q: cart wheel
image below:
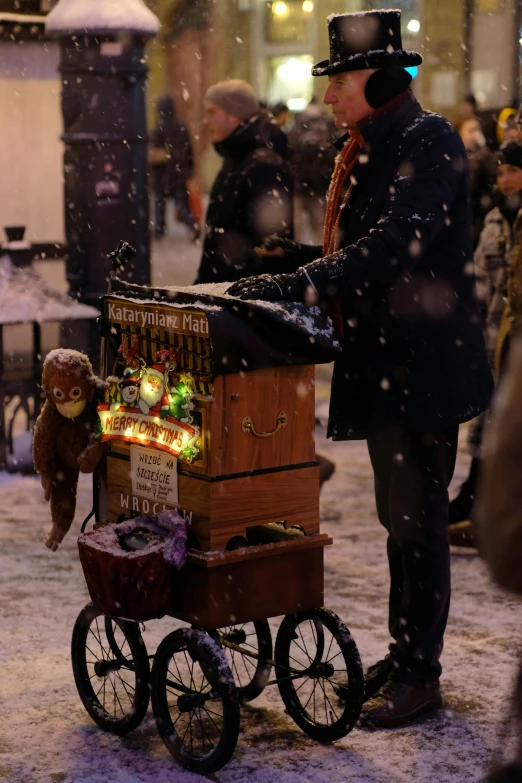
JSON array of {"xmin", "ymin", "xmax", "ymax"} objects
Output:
[
  {"xmin": 71, "ymin": 603, "xmax": 150, "ymax": 735},
  {"xmin": 219, "ymin": 620, "xmax": 272, "ymax": 703},
  {"xmin": 151, "ymin": 627, "xmax": 240, "ymax": 774},
  {"xmin": 275, "ymin": 608, "xmax": 364, "ymax": 742}
]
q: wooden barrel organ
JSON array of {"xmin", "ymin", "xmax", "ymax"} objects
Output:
[{"xmin": 97, "ymin": 295, "xmax": 332, "ymax": 629}]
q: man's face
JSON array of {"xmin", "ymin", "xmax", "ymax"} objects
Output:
[
  {"xmin": 323, "ymin": 70, "xmax": 374, "ymax": 129},
  {"xmin": 497, "ymin": 164, "xmax": 522, "ymax": 197},
  {"xmin": 203, "ymin": 101, "xmax": 242, "ymax": 143}
]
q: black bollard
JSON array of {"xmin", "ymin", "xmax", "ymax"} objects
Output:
[{"xmin": 45, "ymin": 0, "xmax": 160, "ymax": 311}]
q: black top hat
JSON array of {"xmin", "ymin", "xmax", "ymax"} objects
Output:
[{"xmin": 312, "ymin": 10, "xmax": 423, "ymax": 76}]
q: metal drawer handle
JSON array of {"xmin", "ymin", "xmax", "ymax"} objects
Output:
[{"xmin": 241, "ymin": 411, "xmax": 287, "ymax": 438}]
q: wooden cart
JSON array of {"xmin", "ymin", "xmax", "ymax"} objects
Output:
[{"xmin": 72, "ymin": 282, "xmax": 364, "ymax": 774}]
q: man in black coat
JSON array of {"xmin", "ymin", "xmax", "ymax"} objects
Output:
[
  {"xmin": 195, "ymin": 80, "xmax": 293, "ymax": 284},
  {"xmin": 229, "ymin": 11, "xmax": 493, "ymax": 727}
]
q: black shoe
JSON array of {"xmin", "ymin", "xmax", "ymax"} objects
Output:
[
  {"xmin": 364, "ymin": 656, "xmax": 392, "ymax": 701},
  {"xmin": 360, "ymin": 679, "xmax": 442, "ymax": 728},
  {"xmin": 448, "ymin": 458, "xmax": 480, "ymax": 525},
  {"xmin": 448, "ymin": 520, "xmax": 477, "ymax": 549},
  {"xmin": 337, "ymin": 656, "xmax": 391, "ymax": 704},
  {"xmin": 448, "ymin": 485, "xmax": 474, "ymax": 524}
]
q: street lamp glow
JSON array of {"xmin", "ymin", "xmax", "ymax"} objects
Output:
[
  {"xmin": 302, "ymin": 1, "xmax": 314, "ymax": 12},
  {"xmin": 407, "ymin": 19, "xmax": 421, "ymax": 33},
  {"xmin": 273, "ymin": 1, "xmax": 289, "ymax": 17}
]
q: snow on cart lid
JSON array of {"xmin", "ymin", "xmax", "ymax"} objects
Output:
[{"xmin": 104, "ymin": 278, "xmax": 340, "ymax": 374}]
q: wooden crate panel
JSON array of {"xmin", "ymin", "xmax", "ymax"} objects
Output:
[
  {"xmin": 107, "ymin": 451, "xmax": 319, "ymax": 551},
  {"xmin": 170, "ymin": 534, "xmax": 332, "ymax": 628},
  {"xmin": 186, "ymin": 365, "xmax": 316, "ymax": 478},
  {"xmin": 180, "ymin": 465, "xmax": 320, "ymax": 551}
]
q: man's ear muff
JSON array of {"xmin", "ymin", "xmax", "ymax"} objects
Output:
[{"xmin": 365, "ymin": 67, "xmax": 413, "ymax": 110}]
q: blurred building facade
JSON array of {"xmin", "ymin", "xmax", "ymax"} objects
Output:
[
  {"xmin": 0, "ymin": 0, "xmax": 520, "ymax": 235},
  {"xmin": 145, "ymin": 0, "xmax": 522, "ymax": 184}
]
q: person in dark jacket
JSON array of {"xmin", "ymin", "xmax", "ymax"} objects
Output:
[
  {"xmin": 455, "ymin": 116, "xmax": 496, "ymax": 247},
  {"xmin": 194, "ymin": 80, "xmax": 293, "ymax": 284},
  {"xmin": 150, "ymin": 96, "xmax": 198, "ymax": 240},
  {"xmin": 229, "ymin": 10, "xmax": 493, "ymax": 728},
  {"xmin": 287, "ymin": 100, "xmax": 338, "ymax": 244}
]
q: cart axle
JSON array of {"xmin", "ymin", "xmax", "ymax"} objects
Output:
[{"xmin": 94, "ymin": 659, "xmax": 124, "ymax": 677}]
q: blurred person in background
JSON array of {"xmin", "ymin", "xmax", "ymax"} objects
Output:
[
  {"xmin": 271, "ymin": 102, "xmax": 290, "ymax": 129},
  {"xmin": 460, "ymin": 92, "xmax": 478, "ymax": 120},
  {"xmin": 455, "ymin": 115, "xmax": 496, "ymax": 247},
  {"xmin": 515, "ymin": 107, "xmax": 522, "ymax": 143},
  {"xmin": 194, "ymin": 79, "xmax": 293, "ymax": 285},
  {"xmin": 149, "ymin": 96, "xmax": 199, "ymax": 241},
  {"xmin": 508, "ymin": 106, "xmax": 522, "ymax": 144},
  {"xmin": 475, "ymin": 337, "xmax": 522, "ymax": 783},
  {"xmin": 497, "ymin": 107, "xmax": 519, "ymax": 145},
  {"xmin": 495, "ymin": 148, "xmax": 522, "ymax": 377},
  {"xmin": 287, "ymin": 98, "xmax": 338, "ymax": 244},
  {"xmin": 449, "ymin": 140, "xmax": 522, "ymax": 545}
]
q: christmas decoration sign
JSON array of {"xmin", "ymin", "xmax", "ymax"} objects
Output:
[
  {"xmin": 97, "ymin": 406, "xmax": 195, "ymax": 457},
  {"xmin": 98, "ymin": 338, "xmax": 201, "ymax": 461}
]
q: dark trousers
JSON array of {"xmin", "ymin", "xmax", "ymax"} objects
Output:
[
  {"xmin": 366, "ymin": 425, "xmax": 458, "ymax": 684},
  {"xmin": 154, "ymin": 187, "xmax": 197, "ymax": 236}
]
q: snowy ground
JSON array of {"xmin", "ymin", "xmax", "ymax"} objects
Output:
[{"xmin": 1, "ymin": 406, "xmax": 522, "ymax": 783}]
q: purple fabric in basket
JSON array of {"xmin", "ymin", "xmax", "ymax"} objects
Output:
[{"xmin": 115, "ymin": 509, "xmax": 187, "ymax": 570}]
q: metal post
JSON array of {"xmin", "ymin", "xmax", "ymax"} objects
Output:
[{"xmin": 46, "ymin": 1, "xmax": 160, "ymax": 312}]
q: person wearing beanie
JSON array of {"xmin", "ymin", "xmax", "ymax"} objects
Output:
[
  {"xmin": 449, "ymin": 139, "xmax": 522, "ymax": 547},
  {"xmin": 228, "ymin": 9, "xmax": 493, "ymax": 727},
  {"xmin": 194, "ymin": 79, "xmax": 293, "ymax": 285}
]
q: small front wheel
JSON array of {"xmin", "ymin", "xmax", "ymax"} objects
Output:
[
  {"xmin": 71, "ymin": 603, "xmax": 150, "ymax": 735},
  {"xmin": 151, "ymin": 627, "xmax": 240, "ymax": 775},
  {"xmin": 275, "ymin": 607, "xmax": 364, "ymax": 742}
]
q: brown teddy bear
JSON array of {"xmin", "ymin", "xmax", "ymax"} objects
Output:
[{"xmin": 33, "ymin": 349, "xmax": 108, "ymax": 551}]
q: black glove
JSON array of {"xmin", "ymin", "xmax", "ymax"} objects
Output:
[
  {"xmin": 227, "ymin": 273, "xmax": 305, "ymax": 302},
  {"xmin": 255, "ymin": 235, "xmax": 323, "ymax": 274},
  {"xmin": 260, "ymin": 235, "xmax": 300, "ymax": 254}
]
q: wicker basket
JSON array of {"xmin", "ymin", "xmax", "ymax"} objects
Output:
[{"xmin": 78, "ymin": 525, "xmax": 171, "ymax": 621}]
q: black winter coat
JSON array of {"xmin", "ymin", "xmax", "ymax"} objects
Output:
[
  {"xmin": 195, "ymin": 113, "xmax": 293, "ymax": 284},
  {"xmin": 150, "ymin": 96, "xmax": 194, "ymax": 194},
  {"xmin": 300, "ymin": 91, "xmax": 493, "ymax": 439}
]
